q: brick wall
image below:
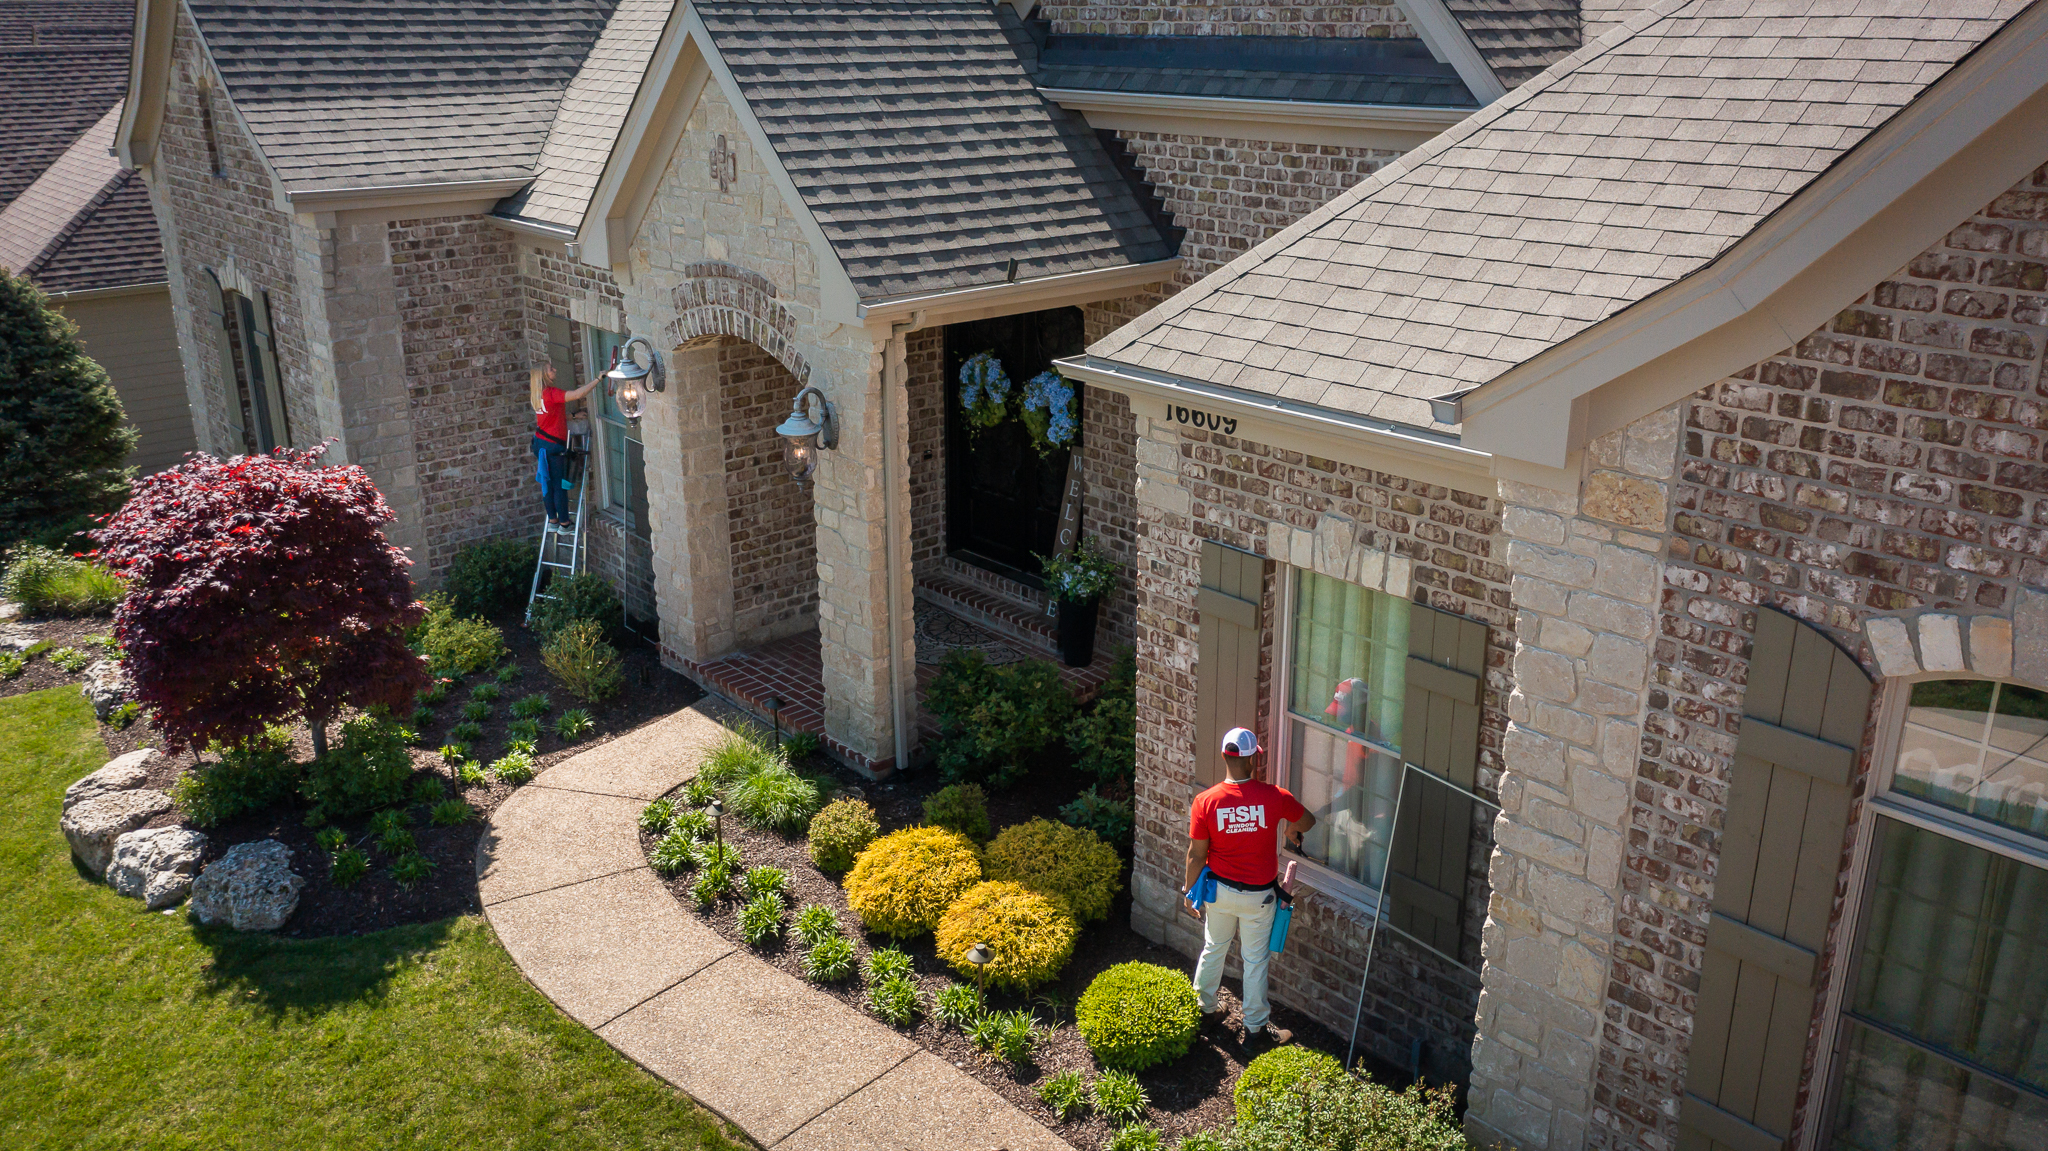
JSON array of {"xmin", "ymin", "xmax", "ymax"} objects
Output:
[
  {"xmin": 907, "ymin": 327, "xmax": 946, "ymax": 570},
  {"xmin": 1042, "ymin": 2, "xmax": 1414, "ymax": 38},
  {"xmin": 386, "ymin": 215, "xmax": 529, "ymax": 580},
  {"xmin": 1115, "ymin": 133, "xmax": 1400, "ymax": 285},
  {"xmin": 720, "ymin": 338, "xmax": 819, "ymax": 646},
  {"xmin": 1126, "ymin": 408, "xmax": 1513, "ymax": 1075},
  {"xmin": 148, "ymin": 9, "xmax": 318, "ymax": 457},
  {"xmin": 1582, "ymin": 161, "xmax": 2048, "ymax": 1151}
]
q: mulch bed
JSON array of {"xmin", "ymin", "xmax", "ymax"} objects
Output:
[
  {"xmin": 14, "ymin": 606, "xmax": 702, "ymax": 939},
  {"xmin": 641, "ymin": 756, "xmax": 1402, "ymax": 1151}
]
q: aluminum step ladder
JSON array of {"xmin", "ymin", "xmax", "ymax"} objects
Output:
[{"xmin": 526, "ymin": 419, "xmax": 591, "ymax": 625}]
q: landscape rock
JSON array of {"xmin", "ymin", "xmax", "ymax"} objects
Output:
[
  {"xmin": 107, "ymin": 827, "xmax": 209, "ymax": 909},
  {"xmin": 81, "ymin": 659, "xmax": 131, "ymax": 721},
  {"xmin": 0, "ymin": 621, "xmax": 34, "ymax": 649},
  {"xmin": 62, "ymin": 748, "xmax": 157, "ymax": 811},
  {"xmin": 60, "ymin": 788, "xmax": 175, "ymax": 876},
  {"xmin": 188, "ymin": 840, "xmax": 305, "ymax": 932}
]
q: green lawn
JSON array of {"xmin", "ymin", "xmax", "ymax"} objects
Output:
[{"xmin": 0, "ymin": 687, "xmax": 744, "ymax": 1150}]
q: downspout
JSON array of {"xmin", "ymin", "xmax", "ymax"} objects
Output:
[{"xmin": 882, "ymin": 308, "xmax": 926, "ymax": 775}]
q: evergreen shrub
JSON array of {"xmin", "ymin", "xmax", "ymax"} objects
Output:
[
  {"xmin": 983, "ymin": 817, "xmax": 1122, "ymax": 923},
  {"xmin": 807, "ymin": 798, "xmax": 879, "ymax": 872},
  {"xmin": 924, "ymin": 650, "xmax": 1075, "ymax": 788},
  {"xmin": 922, "ymin": 783, "xmax": 991, "ymax": 843},
  {"xmin": 1069, "ymin": 647, "xmax": 1136, "ymax": 787},
  {"xmin": 934, "ymin": 881, "xmax": 1077, "ymax": 991},
  {"xmin": 300, "ymin": 714, "xmax": 412, "ymax": 819},
  {"xmin": 169, "ymin": 726, "xmax": 300, "ymax": 827},
  {"xmin": 542, "ymin": 619, "xmax": 622, "ymax": 703},
  {"xmin": 1075, "ymin": 963, "xmax": 1201, "ymax": 1071},
  {"xmin": 444, "ymin": 538, "xmax": 534, "ymax": 618},
  {"xmin": 0, "ymin": 269, "xmax": 135, "ymax": 549},
  {"xmin": 527, "ymin": 572, "xmax": 621, "ymax": 641},
  {"xmin": 1226, "ymin": 1072, "xmax": 1468, "ymax": 1151},
  {"xmin": 1233, "ymin": 1048, "xmax": 1345, "ymax": 1125},
  {"xmin": 843, "ymin": 826, "xmax": 983, "ymax": 937}
]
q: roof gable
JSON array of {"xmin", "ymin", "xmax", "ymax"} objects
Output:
[
  {"xmin": 0, "ymin": 1, "xmax": 132, "ymax": 210},
  {"xmin": 1088, "ymin": 0, "xmax": 2034, "ymax": 436},
  {"xmin": 1443, "ymin": 0, "xmax": 1583, "ymax": 91}
]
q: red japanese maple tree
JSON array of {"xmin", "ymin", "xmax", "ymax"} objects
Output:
[{"xmin": 91, "ymin": 444, "xmax": 429, "ymax": 756}]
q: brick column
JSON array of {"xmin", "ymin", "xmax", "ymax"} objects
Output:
[{"xmin": 1467, "ymin": 406, "xmax": 1683, "ymax": 1150}]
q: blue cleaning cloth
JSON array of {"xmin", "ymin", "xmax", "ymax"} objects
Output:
[{"xmin": 1184, "ymin": 867, "xmax": 1217, "ymax": 913}]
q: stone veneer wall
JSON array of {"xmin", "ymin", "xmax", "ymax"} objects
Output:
[
  {"xmin": 386, "ymin": 216, "xmax": 529, "ymax": 580},
  {"xmin": 1126, "ymin": 408, "xmax": 1513, "ymax": 1074},
  {"xmin": 1041, "ymin": 1, "xmax": 1414, "ymax": 37},
  {"xmin": 1113, "ymin": 134, "xmax": 1401, "ymax": 286},
  {"xmin": 720, "ymin": 338, "xmax": 819, "ymax": 646},
  {"xmin": 1470, "ymin": 161, "xmax": 2048, "ymax": 1151}
]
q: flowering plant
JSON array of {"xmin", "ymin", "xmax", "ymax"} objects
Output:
[
  {"xmin": 1038, "ymin": 538, "xmax": 1120, "ymax": 605},
  {"xmin": 958, "ymin": 350, "xmax": 1011, "ymax": 436},
  {"xmin": 1019, "ymin": 370, "xmax": 1078, "ymax": 457}
]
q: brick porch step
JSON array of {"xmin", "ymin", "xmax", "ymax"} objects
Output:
[{"xmin": 912, "ymin": 568, "xmax": 1060, "ymax": 658}]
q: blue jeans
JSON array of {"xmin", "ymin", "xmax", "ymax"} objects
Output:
[{"xmin": 533, "ymin": 437, "xmax": 569, "ymax": 523}]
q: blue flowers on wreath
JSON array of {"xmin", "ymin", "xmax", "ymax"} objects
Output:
[
  {"xmin": 958, "ymin": 350, "xmax": 1011, "ymax": 437},
  {"xmin": 1020, "ymin": 370, "xmax": 1077, "ymax": 457}
]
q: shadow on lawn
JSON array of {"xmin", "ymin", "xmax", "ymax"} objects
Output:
[{"xmin": 192, "ymin": 916, "xmax": 459, "ymax": 1015}]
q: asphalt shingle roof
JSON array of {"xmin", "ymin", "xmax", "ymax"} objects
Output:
[
  {"xmin": 0, "ymin": 1, "xmax": 132, "ymax": 211},
  {"xmin": 1089, "ymin": 0, "xmax": 2032, "ymax": 434},
  {"xmin": 188, "ymin": 1, "xmax": 619, "ymax": 190},
  {"xmin": 1445, "ymin": 0, "xmax": 1584, "ymax": 90},
  {"xmin": 695, "ymin": 0, "xmax": 1175, "ymax": 300},
  {"xmin": 28, "ymin": 171, "xmax": 170, "ymax": 294},
  {"xmin": 1032, "ymin": 33, "xmax": 1476, "ymax": 107},
  {"xmin": 496, "ymin": 0, "xmax": 671, "ymax": 230}
]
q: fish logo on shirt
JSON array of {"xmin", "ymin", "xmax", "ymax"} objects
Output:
[{"xmin": 1216, "ymin": 805, "xmax": 1267, "ymax": 834}]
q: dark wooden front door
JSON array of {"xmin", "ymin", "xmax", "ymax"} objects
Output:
[{"xmin": 943, "ymin": 308, "xmax": 1084, "ymax": 583}]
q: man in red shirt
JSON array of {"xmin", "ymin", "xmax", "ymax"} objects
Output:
[{"xmin": 1183, "ymin": 726, "xmax": 1316, "ymax": 1043}]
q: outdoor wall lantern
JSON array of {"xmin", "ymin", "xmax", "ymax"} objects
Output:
[
  {"xmin": 606, "ymin": 335, "xmax": 665, "ymax": 422},
  {"xmin": 775, "ymin": 385, "xmax": 837, "ymax": 480}
]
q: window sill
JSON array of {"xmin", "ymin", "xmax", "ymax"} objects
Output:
[{"xmin": 1279, "ymin": 850, "xmax": 1384, "ymax": 921}]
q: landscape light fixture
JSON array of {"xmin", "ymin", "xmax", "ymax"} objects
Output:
[
  {"xmin": 966, "ymin": 940, "xmax": 993, "ymax": 1012},
  {"xmin": 708, "ymin": 797, "xmax": 724, "ymax": 857},
  {"xmin": 606, "ymin": 335, "xmax": 665, "ymax": 421},
  {"xmin": 775, "ymin": 385, "xmax": 837, "ymax": 479},
  {"xmin": 764, "ymin": 696, "xmax": 785, "ymax": 752}
]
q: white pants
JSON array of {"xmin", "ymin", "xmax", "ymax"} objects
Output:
[{"xmin": 1192, "ymin": 879, "xmax": 1278, "ymax": 1031}]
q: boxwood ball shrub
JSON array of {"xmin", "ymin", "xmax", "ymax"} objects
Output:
[
  {"xmin": 983, "ymin": 817, "xmax": 1123, "ymax": 923},
  {"xmin": 807, "ymin": 798, "xmax": 879, "ymax": 872},
  {"xmin": 843, "ymin": 826, "xmax": 983, "ymax": 938},
  {"xmin": 935, "ymin": 881, "xmax": 1077, "ymax": 990},
  {"xmin": 921, "ymin": 783, "xmax": 992, "ymax": 844},
  {"xmin": 1233, "ymin": 1047, "xmax": 1347, "ymax": 1125},
  {"xmin": 1076, "ymin": 963, "xmax": 1201, "ymax": 1071}
]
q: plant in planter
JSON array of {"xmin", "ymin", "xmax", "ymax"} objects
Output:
[
  {"xmin": 957, "ymin": 350, "xmax": 1012, "ymax": 438},
  {"xmin": 1039, "ymin": 539, "xmax": 1120, "ymax": 667},
  {"xmin": 1018, "ymin": 370, "xmax": 1078, "ymax": 457}
]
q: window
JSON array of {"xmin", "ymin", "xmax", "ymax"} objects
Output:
[
  {"xmin": 1894, "ymin": 679, "xmax": 2048, "ymax": 839},
  {"xmin": 205, "ymin": 271, "xmax": 287, "ymax": 453},
  {"xmin": 1284, "ymin": 570, "xmax": 1409, "ymax": 889},
  {"xmin": 584, "ymin": 325, "xmax": 647, "ymax": 534}
]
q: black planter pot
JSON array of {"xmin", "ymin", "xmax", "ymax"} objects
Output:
[{"xmin": 1055, "ymin": 597, "xmax": 1099, "ymax": 667}]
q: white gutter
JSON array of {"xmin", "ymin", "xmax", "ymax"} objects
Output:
[
  {"xmin": 492, "ymin": 214, "xmax": 580, "ymax": 242},
  {"xmin": 1041, "ymin": 88, "xmax": 1472, "ymax": 133},
  {"xmin": 285, "ymin": 177, "xmax": 533, "ymax": 213},
  {"xmin": 856, "ymin": 257, "xmax": 1182, "ymax": 327},
  {"xmin": 882, "ymin": 308, "xmax": 928, "ymax": 776}
]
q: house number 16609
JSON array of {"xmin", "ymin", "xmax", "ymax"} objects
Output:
[{"xmin": 1166, "ymin": 403, "xmax": 1237, "ymax": 435}]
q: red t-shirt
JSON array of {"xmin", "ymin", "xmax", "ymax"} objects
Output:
[
  {"xmin": 1189, "ymin": 777, "xmax": 1307, "ymax": 886},
  {"xmin": 536, "ymin": 386, "xmax": 567, "ymax": 442}
]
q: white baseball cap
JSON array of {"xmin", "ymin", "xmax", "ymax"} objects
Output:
[{"xmin": 1220, "ymin": 727, "xmax": 1260, "ymax": 757}]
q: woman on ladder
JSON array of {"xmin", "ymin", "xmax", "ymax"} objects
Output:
[{"xmin": 530, "ymin": 362, "xmax": 602, "ymax": 528}]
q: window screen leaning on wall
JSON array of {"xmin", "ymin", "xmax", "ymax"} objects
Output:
[{"xmin": 586, "ymin": 325, "xmax": 647, "ymax": 533}]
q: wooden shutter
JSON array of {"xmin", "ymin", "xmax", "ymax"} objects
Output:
[
  {"xmin": 1195, "ymin": 541, "xmax": 1264, "ymax": 789},
  {"xmin": 1387, "ymin": 601, "xmax": 1487, "ymax": 959},
  {"xmin": 240, "ymin": 292, "xmax": 289, "ymax": 451},
  {"xmin": 204, "ymin": 272, "xmax": 247, "ymax": 451},
  {"xmin": 1679, "ymin": 607, "xmax": 1872, "ymax": 1151},
  {"xmin": 546, "ymin": 314, "xmax": 576, "ymax": 384}
]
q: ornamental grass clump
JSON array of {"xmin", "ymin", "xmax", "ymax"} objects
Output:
[
  {"xmin": 639, "ymin": 797, "xmax": 678, "ymax": 834},
  {"xmin": 691, "ymin": 864, "xmax": 731, "ymax": 909},
  {"xmin": 738, "ymin": 892, "xmax": 784, "ymax": 947},
  {"xmin": 966, "ymin": 1007, "xmax": 1043, "ymax": 1065},
  {"xmin": 862, "ymin": 946, "xmax": 914, "ymax": 985},
  {"xmin": 983, "ymin": 817, "xmax": 1123, "ymax": 923},
  {"xmin": 1036, "ymin": 1070, "xmax": 1089, "ymax": 1120},
  {"xmin": 728, "ymin": 763, "xmax": 821, "ymax": 833},
  {"xmin": 921, "ymin": 783, "xmax": 991, "ymax": 844},
  {"xmin": 935, "ymin": 881, "xmax": 1077, "ymax": 990},
  {"xmin": 934, "ymin": 982, "xmax": 980, "ymax": 1028},
  {"xmin": 793, "ymin": 903, "xmax": 841, "ymax": 948},
  {"xmin": 510, "ymin": 693, "xmax": 551, "ymax": 719},
  {"xmin": 670, "ymin": 807, "xmax": 712, "ymax": 843},
  {"xmin": 1, "ymin": 546, "xmax": 126, "ymax": 616},
  {"xmin": 843, "ymin": 826, "xmax": 983, "ymax": 938},
  {"xmin": 1092, "ymin": 1070, "xmax": 1149, "ymax": 1123},
  {"xmin": 649, "ymin": 830, "xmax": 697, "ymax": 877},
  {"xmin": 1076, "ymin": 963, "xmax": 1201, "ymax": 1071},
  {"xmin": 866, "ymin": 975, "xmax": 921, "ymax": 1026},
  {"xmin": 802, "ymin": 935, "xmax": 857, "ymax": 982},
  {"xmin": 1233, "ymin": 1047, "xmax": 1346, "ymax": 1125},
  {"xmin": 699, "ymin": 726, "xmax": 779, "ymax": 789},
  {"xmin": 807, "ymin": 798, "xmax": 879, "ymax": 872},
  {"xmin": 741, "ymin": 866, "xmax": 788, "ymax": 902}
]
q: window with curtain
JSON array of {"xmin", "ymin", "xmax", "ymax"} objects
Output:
[
  {"xmin": 1832, "ymin": 816, "xmax": 2048, "ymax": 1150},
  {"xmin": 1894, "ymin": 679, "xmax": 2048, "ymax": 839},
  {"xmin": 1285, "ymin": 570, "xmax": 1407, "ymax": 888}
]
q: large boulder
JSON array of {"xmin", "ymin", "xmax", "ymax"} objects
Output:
[
  {"xmin": 61, "ymin": 788, "xmax": 174, "ymax": 877},
  {"xmin": 81, "ymin": 660, "xmax": 131, "ymax": 721},
  {"xmin": 107, "ymin": 827, "xmax": 209, "ymax": 909},
  {"xmin": 62, "ymin": 748, "xmax": 157, "ymax": 811},
  {"xmin": 188, "ymin": 840, "xmax": 304, "ymax": 932}
]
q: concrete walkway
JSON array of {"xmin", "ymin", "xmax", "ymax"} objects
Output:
[{"xmin": 478, "ymin": 702, "xmax": 1068, "ymax": 1151}]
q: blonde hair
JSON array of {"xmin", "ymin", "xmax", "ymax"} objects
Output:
[{"xmin": 529, "ymin": 366, "xmax": 547, "ymax": 414}]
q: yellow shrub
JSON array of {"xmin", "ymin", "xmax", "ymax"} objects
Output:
[
  {"xmin": 935, "ymin": 881, "xmax": 1077, "ymax": 991},
  {"xmin": 843, "ymin": 826, "xmax": 983, "ymax": 938},
  {"xmin": 982, "ymin": 817, "xmax": 1122, "ymax": 922}
]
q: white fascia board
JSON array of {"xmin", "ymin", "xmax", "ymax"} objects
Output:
[
  {"xmin": 1059, "ymin": 353, "xmax": 1494, "ymax": 493},
  {"xmin": 116, "ymin": 0, "xmax": 175, "ymax": 169},
  {"xmin": 576, "ymin": 0, "xmax": 696, "ymax": 271},
  {"xmin": 286, "ymin": 178, "xmax": 532, "ymax": 214},
  {"xmin": 1043, "ymin": 89, "xmax": 1471, "ymax": 151},
  {"xmin": 856, "ymin": 257, "xmax": 1181, "ymax": 331},
  {"xmin": 1399, "ymin": 0, "xmax": 1509, "ymax": 105},
  {"xmin": 1462, "ymin": 1, "xmax": 2048, "ymax": 469}
]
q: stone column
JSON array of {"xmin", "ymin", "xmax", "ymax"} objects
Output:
[
  {"xmin": 1466, "ymin": 406, "xmax": 1682, "ymax": 1150},
  {"xmin": 320, "ymin": 218, "xmax": 427, "ymax": 568},
  {"xmin": 642, "ymin": 342, "xmax": 735, "ymax": 665}
]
